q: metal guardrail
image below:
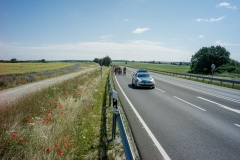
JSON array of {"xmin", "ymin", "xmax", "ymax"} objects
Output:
[
  {"xmin": 136, "ymin": 67, "xmax": 240, "ymax": 88},
  {"xmin": 107, "ymin": 74, "xmax": 134, "ymax": 160}
]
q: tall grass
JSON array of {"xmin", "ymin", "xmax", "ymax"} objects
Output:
[{"xmin": 0, "ymin": 67, "xmax": 111, "ymax": 159}]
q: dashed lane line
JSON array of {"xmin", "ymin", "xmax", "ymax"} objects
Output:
[
  {"xmin": 154, "ymin": 77, "xmax": 240, "ymax": 104},
  {"xmin": 234, "ymin": 124, "xmax": 240, "ymax": 128},
  {"xmin": 174, "ymin": 96, "xmax": 206, "ymax": 111},
  {"xmin": 156, "ymin": 88, "xmax": 165, "ymax": 93},
  {"xmin": 198, "ymin": 97, "xmax": 240, "ymax": 114}
]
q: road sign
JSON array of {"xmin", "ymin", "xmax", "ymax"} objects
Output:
[{"xmin": 211, "ymin": 64, "xmax": 215, "ymax": 69}]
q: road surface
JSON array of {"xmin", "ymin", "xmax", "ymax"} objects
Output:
[{"xmin": 113, "ymin": 67, "xmax": 240, "ymax": 160}]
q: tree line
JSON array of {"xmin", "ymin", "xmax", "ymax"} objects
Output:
[{"xmin": 189, "ymin": 45, "xmax": 240, "ymax": 74}]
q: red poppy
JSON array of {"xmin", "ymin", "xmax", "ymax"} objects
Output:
[
  {"xmin": 19, "ymin": 137, "xmax": 23, "ymax": 141},
  {"xmin": 23, "ymin": 141, "xmax": 27, "ymax": 145},
  {"xmin": 58, "ymin": 150, "xmax": 62, "ymax": 155},
  {"xmin": 60, "ymin": 112, "xmax": 64, "ymax": 115},
  {"xmin": 47, "ymin": 117, "xmax": 52, "ymax": 121},
  {"xmin": 46, "ymin": 148, "xmax": 50, "ymax": 152},
  {"xmin": 12, "ymin": 134, "xmax": 18, "ymax": 140}
]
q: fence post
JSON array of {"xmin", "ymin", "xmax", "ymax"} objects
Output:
[{"xmin": 111, "ymin": 91, "xmax": 118, "ymax": 139}]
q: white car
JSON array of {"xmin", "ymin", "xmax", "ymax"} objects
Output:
[{"xmin": 132, "ymin": 71, "xmax": 155, "ymax": 89}]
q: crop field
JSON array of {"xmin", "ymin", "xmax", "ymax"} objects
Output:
[
  {"xmin": 112, "ymin": 62, "xmax": 190, "ymax": 73},
  {"xmin": 0, "ymin": 62, "xmax": 94, "ymax": 75},
  {"xmin": 0, "ymin": 62, "xmax": 96, "ymax": 90}
]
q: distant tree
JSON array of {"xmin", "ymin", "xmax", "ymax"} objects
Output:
[
  {"xmin": 93, "ymin": 58, "xmax": 99, "ymax": 63},
  {"xmin": 41, "ymin": 59, "xmax": 46, "ymax": 63},
  {"xmin": 10, "ymin": 58, "xmax": 17, "ymax": 63},
  {"xmin": 189, "ymin": 45, "xmax": 230, "ymax": 74},
  {"xmin": 102, "ymin": 56, "xmax": 112, "ymax": 67}
]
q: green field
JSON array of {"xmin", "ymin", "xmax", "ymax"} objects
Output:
[
  {"xmin": 0, "ymin": 62, "xmax": 94, "ymax": 75},
  {"xmin": 112, "ymin": 62, "xmax": 190, "ymax": 73}
]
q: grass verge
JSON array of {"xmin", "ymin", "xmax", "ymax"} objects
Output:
[{"xmin": 0, "ymin": 67, "xmax": 121, "ymax": 159}]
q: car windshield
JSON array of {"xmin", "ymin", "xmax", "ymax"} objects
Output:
[
  {"xmin": 138, "ymin": 74, "xmax": 150, "ymax": 77},
  {"xmin": 137, "ymin": 70, "xmax": 148, "ymax": 73}
]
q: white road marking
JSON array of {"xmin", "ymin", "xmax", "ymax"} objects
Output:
[
  {"xmin": 156, "ymin": 88, "xmax": 165, "ymax": 93},
  {"xmin": 154, "ymin": 77, "xmax": 240, "ymax": 104},
  {"xmin": 234, "ymin": 124, "xmax": 240, "ymax": 128},
  {"xmin": 114, "ymin": 75, "xmax": 171, "ymax": 160},
  {"xmin": 174, "ymin": 96, "xmax": 206, "ymax": 111},
  {"xmin": 198, "ymin": 97, "xmax": 240, "ymax": 114}
]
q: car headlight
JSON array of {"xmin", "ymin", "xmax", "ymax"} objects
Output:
[
  {"xmin": 150, "ymin": 78, "xmax": 155, "ymax": 83},
  {"xmin": 136, "ymin": 78, "xmax": 142, "ymax": 82}
]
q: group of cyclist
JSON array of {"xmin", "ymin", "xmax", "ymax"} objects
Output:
[{"xmin": 112, "ymin": 65, "xmax": 126, "ymax": 75}]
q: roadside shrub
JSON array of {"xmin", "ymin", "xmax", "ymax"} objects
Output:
[{"xmin": 215, "ymin": 64, "xmax": 238, "ymax": 74}]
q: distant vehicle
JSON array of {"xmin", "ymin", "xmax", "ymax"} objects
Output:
[
  {"xmin": 136, "ymin": 69, "xmax": 148, "ymax": 73},
  {"xmin": 132, "ymin": 71, "xmax": 155, "ymax": 89}
]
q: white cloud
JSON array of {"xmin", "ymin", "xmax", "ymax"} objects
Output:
[
  {"xmin": 198, "ymin": 35, "xmax": 204, "ymax": 38},
  {"xmin": 100, "ymin": 35, "xmax": 114, "ymax": 41},
  {"xmin": 195, "ymin": 16, "xmax": 225, "ymax": 22},
  {"xmin": 195, "ymin": 18, "xmax": 208, "ymax": 22},
  {"xmin": 132, "ymin": 28, "xmax": 149, "ymax": 34},
  {"xmin": 209, "ymin": 16, "xmax": 225, "ymax": 22},
  {"xmin": 0, "ymin": 40, "xmax": 191, "ymax": 61},
  {"xmin": 216, "ymin": 2, "xmax": 237, "ymax": 9},
  {"xmin": 215, "ymin": 40, "xmax": 240, "ymax": 46}
]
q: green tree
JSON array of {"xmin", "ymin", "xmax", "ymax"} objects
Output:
[
  {"xmin": 93, "ymin": 58, "xmax": 99, "ymax": 63},
  {"xmin": 189, "ymin": 46, "xmax": 230, "ymax": 74},
  {"xmin": 101, "ymin": 56, "xmax": 111, "ymax": 67},
  {"xmin": 10, "ymin": 58, "xmax": 17, "ymax": 63}
]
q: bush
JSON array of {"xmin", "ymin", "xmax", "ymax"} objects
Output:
[{"xmin": 215, "ymin": 64, "xmax": 238, "ymax": 74}]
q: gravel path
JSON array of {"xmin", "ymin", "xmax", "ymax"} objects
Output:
[{"xmin": 0, "ymin": 67, "xmax": 96, "ymax": 106}]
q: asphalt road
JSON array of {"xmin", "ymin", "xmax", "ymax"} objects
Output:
[{"xmin": 113, "ymin": 67, "xmax": 240, "ymax": 160}]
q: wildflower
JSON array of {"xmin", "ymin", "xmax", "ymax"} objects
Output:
[
  {"xmin": 71, "ymin": 138, "xmax": 74, "ymax": 141},
  {"xmin": 23, "ymin": 141, "xmax": 27, "ymax": 145},
  {"xmin": 46, "ymin": 148, "xmax": 50, "ymax": 152},
  {"xmin": 72, "ymin": 148, "xmax": 76, "ymax": 151},
  {"xmin": 19, "ymin": 137, "xmax": 23, "ymax": 141},
  {"xmin": 12, "ymin": 134, "xmax": 18, "ymax": 140},
  {"xmin": 49, "ymin": 111, "xmax": 54, "ymax": 115},
  {"xmin": 60, "ymin": 112, "xmax": 64, "ymax": 115},
  {"xmin": 44, "ymin": 109, "xmax": 47, "ymax": 112},
  {"xmin": 47, "ymin": 117, "xmax": 52, "ymax": 121},
  {"xmin": 58, "ymin": 151, "xmax": 63, "ymax": 155},
  {"xmin": 53, "ymin": 143, "xmax": 59, "ymax": 147},
  {"xmin": 58, "ymin": 106, "xmax": 62, "ymax": 110}
]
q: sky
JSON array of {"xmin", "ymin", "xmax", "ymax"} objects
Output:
[{"xmin": 0, "ymin": 0, "xmax": 240, "ymax": 62}]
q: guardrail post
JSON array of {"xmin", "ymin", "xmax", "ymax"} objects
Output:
[{"xmin": 112, "ymin": 91, "xmax": 118, "ymax": 139}]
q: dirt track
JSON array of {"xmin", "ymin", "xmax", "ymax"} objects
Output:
[{"xmin": 0, "ymin": 67, "xmax": 96, "ymax": 106}]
